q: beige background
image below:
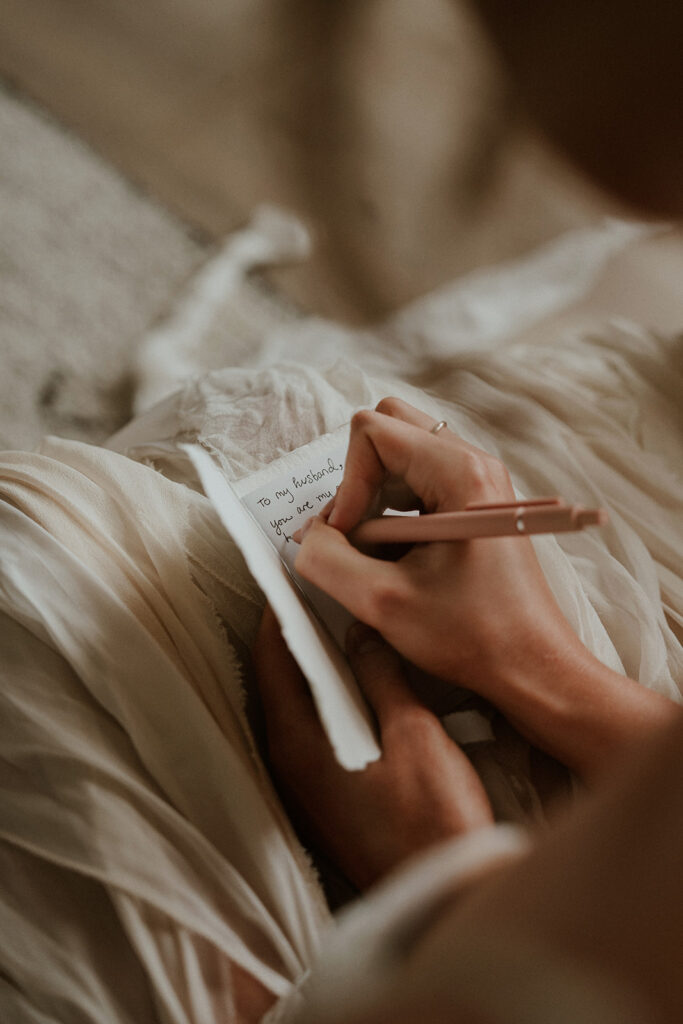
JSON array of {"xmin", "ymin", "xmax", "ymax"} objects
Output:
[{"xmin": 0, "ymin": 0, "xmax": 615, "ymax": 323}]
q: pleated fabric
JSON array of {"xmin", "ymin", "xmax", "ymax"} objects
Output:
[{"xmin": 1, "ymin": 226, "xmax": 682, "ymax": 1022}]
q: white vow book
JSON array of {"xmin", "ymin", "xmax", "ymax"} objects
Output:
[{"xmin": 184, "ymin": 428, "xmax": 382, "ymax": 770}]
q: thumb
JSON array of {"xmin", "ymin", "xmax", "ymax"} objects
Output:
[
  {"xmin": 346, "ymin": 622, "xmax": 420, "ymax": 728},
  {"xmin": 294, "ymin": 516, "xmax": 401, "ymax": 629}
]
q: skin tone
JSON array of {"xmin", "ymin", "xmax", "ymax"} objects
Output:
[
  {"xmin": 253, "ymin": 604, "xmax": 493, "ymax": 891},
  {"xmin": 293, "ymin": 398, "xmax": 676, "ymax": 786}
]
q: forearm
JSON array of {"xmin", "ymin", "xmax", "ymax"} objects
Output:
[{"xmin": 489, "ymin": 637, "xmax": 678, "ymax": 785}]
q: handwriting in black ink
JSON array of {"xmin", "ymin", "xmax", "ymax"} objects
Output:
[
  {"xmin": 270, "ymin": 514, "xmax": 294, "ymax": 538},
  {"xmin": 275, "ymin": 486, "xmax": 295, "ymax": 505},
  {"xmin": 292, "ymin": 457, "xmax": 344, "ymax": 490}
]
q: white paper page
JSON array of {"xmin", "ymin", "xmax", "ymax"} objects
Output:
[
  {"xmin": 239, "ymin": 442, "xmax": 356, "ymax": 650},
  {"xmin": 184, "ymin": 442, "xmax": 381, "ymax": 770}
]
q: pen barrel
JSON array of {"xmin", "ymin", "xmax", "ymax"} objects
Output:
[{"xmin": 350, "ymin": 505, "xmax": 606, "ymax": 544}]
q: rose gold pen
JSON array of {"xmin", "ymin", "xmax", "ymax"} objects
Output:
[{"xmin": 347, "ymin": 497, "xmax": 608, "ymax": 545}]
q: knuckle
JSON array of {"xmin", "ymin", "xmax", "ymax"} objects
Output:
[
  {"xmin": 460, "ymin": 450, "xmax": 512, "ymax": 501},
  {"xmin": 363, "ymin": 574, "xmax": 411, "ymax": 626},
  {"xmin": 385, "ymin": 705, "xmax": 441, "ymax": 748},
  {"xmin": 401, "ymin": 705, "xmax": 440, "ymax": 739}
]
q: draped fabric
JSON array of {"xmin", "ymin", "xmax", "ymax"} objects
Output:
[
  {"xmin": 0, "ymin": 441, "xmax": 330, "ymax": 1023},
  {"xmin": 1, "ymin": 223, "xmax": 682, "ymax": 1021}
]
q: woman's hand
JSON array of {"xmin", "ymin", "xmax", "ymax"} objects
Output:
[
  {"xmin": 293, "ymin": 397, "xmax": 676, "ymax": 782},
  {"xmin": 253, "ymin": 605, "xmax": 493, "ymax": 891},
  {"xmin": 294, "ymin": 396, "xmax": 578, "ymax": 706}
]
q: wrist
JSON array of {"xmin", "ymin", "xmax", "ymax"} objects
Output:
[{"xmin": 480, "ymin": 629, "xmax": 676, "ymax": 784}]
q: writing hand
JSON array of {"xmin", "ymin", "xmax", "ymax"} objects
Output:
[
  {"xmin": 294, "ymin": 398, "xmax": 675, "ymax": 782},
  {"xmin": 295, "ymin": 397, "xmax": 577, "ymax": 703}
]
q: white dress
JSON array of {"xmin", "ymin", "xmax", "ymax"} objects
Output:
[{"xmin": 1, "ymin": 220, "xmax": 681, "ymax": 1022}]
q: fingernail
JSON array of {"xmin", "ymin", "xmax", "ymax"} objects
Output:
[
  {"xmin": 327, "ymin": 505, "xmax": 339, "ymax": 527},
  {"xmin": 292, "ymin": 515, "xmax": 317, "ymax": 544},
  {"xmin": 346, "ymin": 621, "xmax": 386, "ymax": 656}
]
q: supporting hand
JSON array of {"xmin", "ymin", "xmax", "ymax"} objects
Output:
[{"xmin": 253, "ymin": 605, "xmax": 493, "ymax": 890}]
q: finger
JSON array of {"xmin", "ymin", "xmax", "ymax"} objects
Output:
[
  {"xmin": 252, "ymin": 604, "xmax": 320, "ymax": 739},
  {"xmin": 328, "ymin": 409, "xmax": 503, "ymax": 533},
  {"xmin": 294, "ymin": 517, "xmax": 403, "ymax": 627},
  {"xmin": 327, "ymin": 410, "xmax": 439, "ymax": 531},
  {"xmin": 369, "ymin": 398, "xmax": 445, "ymax": 515},
  {"xmin": 318, "ymin": 493, "xmax": 337, "ymax": 522},
  {"xmin": 374, "ymin": 395, "xmax": 441, "ymax": 431},
  {"xmin": 346, "ymin": 622, "xmax": 420, "ymax": 728}
]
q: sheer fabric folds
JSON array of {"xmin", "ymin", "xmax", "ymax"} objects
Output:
[{"xmin": 1, "ymin": 223, "xmax": 682, "ymax": 1020}]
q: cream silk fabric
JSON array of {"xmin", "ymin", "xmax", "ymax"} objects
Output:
[
  {"xmin": 0, "ymin": 439, "xmax": 330, "ymax": 1022},
  {"xmin": 1, "ymin": 224, "xmax": 682, "ymax": 1021}
]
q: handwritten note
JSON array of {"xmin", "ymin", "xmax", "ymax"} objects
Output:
[
  {"xmin": 240, "ymin": 444, "xmax": 356, "ymax": 649},
  {"xmin": 185, "ymin": 440, "xmax": 381, "ymax": 770},
  {"xmin": 242, "ymin": 446, "xmax": 345, "ymax": 556}
]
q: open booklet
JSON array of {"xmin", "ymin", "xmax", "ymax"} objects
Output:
[{"xmin": 185, "ymin": 427, "xmax": 492, "ymax": 771}]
